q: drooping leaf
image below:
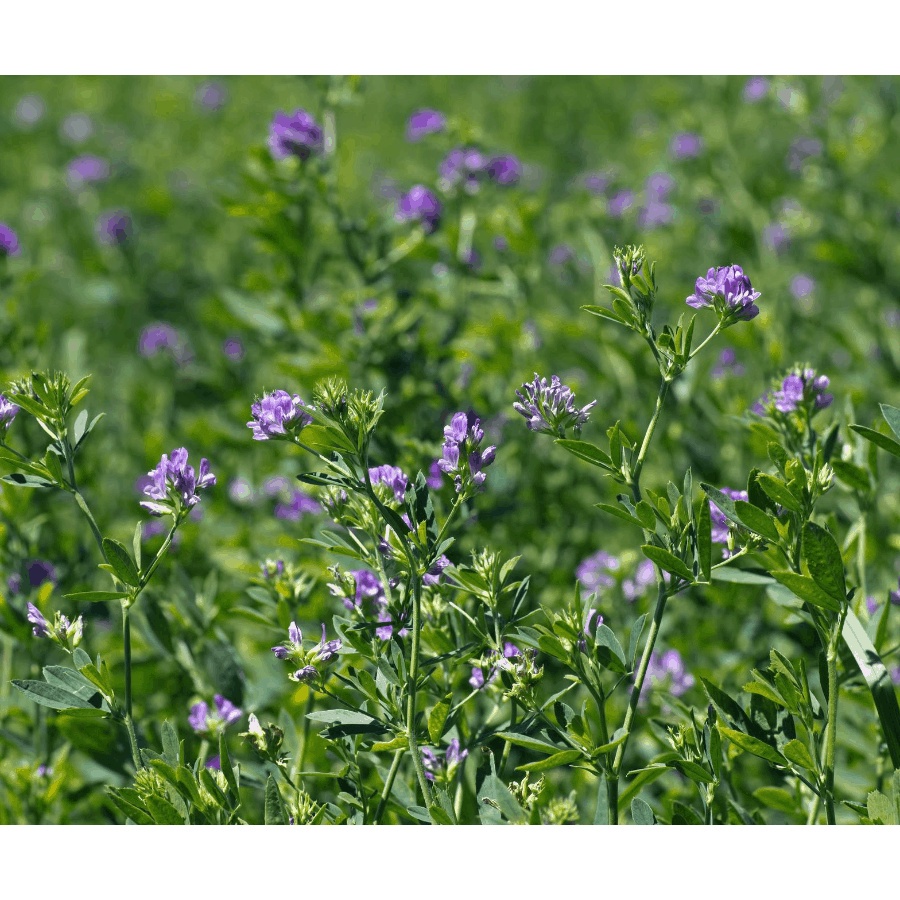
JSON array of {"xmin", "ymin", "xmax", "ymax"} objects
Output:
[
  {"xmin": 718, "ymin": 724, "xmax": 787, "ymax": 767},
  {"xmin": 640, "ymin": 545, "xmax": 694, "ymax": 583},
  {"xmin": 801, "ymin": 522, "xmax": 846, "ymax": 603},
  {"xmin": 631, "ymin": 797, "xmax": 656, "ymax": 825},
  {"xmin": 102, "ymin": 538, "xmax": 141, "ymax": 587}
]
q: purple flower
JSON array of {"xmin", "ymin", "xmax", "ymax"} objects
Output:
[
  {"xmin": 0, "ymin": 393, "xmax": 20, "ymax": 432},
  {"xmin": 196, "ymin": 82, "xmax": 227, "ymax": 112},
  {"xmin": 638, "ymin": 200, "xmax": 674, "ymax": 229},
  {"xmin": 437, "ymin": 412, "xmax": 496, "ymax": 494},
  {"xmin": 577, "ymin": 551, "xmax": 620, "ymax": 594},
  {"xmin": 347, "ymin": 570, "xmax": 385, "ymax": 611},
  {"xmin": 423, "ymin": 555, "xmax": 450, "ymax": 587},
  {"xmin": 228, "ymin": 478, "xmax": 254, "ymax": 505},
  {"xmin": 686, "ymin": 265, "xmax": 761, "ymax": 321},
  {"xmin": 27, "ymin": 560, "xmax": 57, "ymax": 588},
  {"xmin": 425, "ymin": 459, "xmax": 443, "ymax": 490},
  {"xmin": 139, "ymin": 323, "xmax": 178, "ymax": 358},
  {"xmin": 439, "ymin": 147, "xmax": 486, "ymax": 193},
  {"xmin": 67, "ymin": 155, "xmax": 109, "ymax": 186},
  {"xmin": 274, "ymin": 489, "xmax": 320, "ymax": 520},
  {"xmin": 763, "ymin": 223, "xmax": 790, "ymax": 254},
  {"xmin": 622, "ymin": 558, "xmax": 657, "ymax": 602},
  {"xmin": 608, "ymin": 190, "xmax": 634, "ymax": 218},
  {"xmin": 395, "ymin": 185, "xmax": 442, "ymax": 233},
  {"xmin": 710, "ymin": 488, "xmax": 748, "ymax": 545},
  {"xmin": 248, "ymin": 389, "xmax": 313, "ymax": 441},
  {"xmin": 189, "ymin": 696, "xmax": 242, "ymax": 734},
  {"xmin": 646, "ymin": 172, "xmax": 675, "ymax": 201},
  {"xmin": 548, "ymin": 244, "xmax": 574, "ymax": 266},
  {"xmin": 790, "ymin": 275, "xmax": 815, "ymax": 300},
  {"xmin": 486, "ymin": 154, "xmax": 522, "ymax": 186},
  {"xmin": 469, "ymin": 667, "xmax": 486, "ymax": 690},
  {"xmin": 26, "ymin": 603, "xmax": 50, "ymax": 638},
  {"xmin": 96, "ymin": 211, "xmax": 132, "ymax": 246},
  {"xmin": 889, "ymin": 578, "xmax": 900, "ymax": 607},
  {"xmin": 313, "ymin": 623, "xmax": 342, "ymax": 663},
  {"xmin": 205, "ymin": 755, "xmax": 221, "ymax": 770},
  {"xmin": 582, "ymin": 172, "xmax": 611, "ymax": 195},
  {"xmin": 223, "ymin": 337, "xmax": 244, "ymax": 361},
  {"xmin": 743, "ymin": 77, "xmax": 769, "ymax": 103},
  {"xmin": 645, "ymin": 649, "xmax": 695, "ymax": 698},
  {"xmin": 513, "ymin": 373, "xmax": 597, "ymax": 437},
  {"xmin": 369, "ymin": 465, "xmax": 409, "ymax": 503},
  {"xmin": 891, "ymin": 666, "xmax": 900, "ymax": 687},
  {"xmin": 0, "ymin": 223, "xmax": 21, "ymax": 257},
  {"xmin": 140, "ymin": 447, "xmax": 216, "ymax": 516},
  {"xmin": 756, "ymin": 367, "xmax": 833, "ymax": 416},
  {"xmin": 670, "ymin": 132, "xmax": 703, "ymax": 159},
  {"xmin": 291, "ymin": 665, "xmax": 318, "ymax": 683},
  {"xmin": 406, "ymin": 108, "xmax": 446, "ymax": 142},
  {"xmin": 866, "ymin": 595, "xmax": 879, "ymax": 616},
  {"xmin": 268, "ymin": 109, "xmax": 324, "ymax": 161},
  {"xmin": 422, "ymin": 739, "xmax": 468, "ymax": 782}
]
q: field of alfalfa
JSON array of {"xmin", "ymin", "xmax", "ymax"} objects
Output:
[{"xmin": 1, "ymin": 75, "xmax": 899, "ymax": 825}]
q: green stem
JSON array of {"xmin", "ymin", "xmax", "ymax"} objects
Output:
[
  {"xmin": 823, "ymin": 633, "xmax": 839, "ymax": 825},
  {"xmin": 611, "ymin": 585, "xmax": 669, "ymax": 784},
  {"xmin": 297, "ymin": 689, "xmax": 314, "ymax": 780},
  {"xmin": 122, "ymin": 602, "xmax": 141, "ymax": 770},
  {"xmin": 406, "ymin": 574, "xmax": 432, "ymax": 806},
  {"xmin": 688, "ymin": 322, "xmax": 723, "ymax": 362},
  {"xmin": 499, "ymin": 700, "xmax": 517, "ymax": 777},
  {"xmin": 629, "ymin": 379, "xmax": 670, "ymax": 503},
  {"xmin": 374, "ymin": 748, "xmax": 406, "ymax": 824},
  {"xmin": 605, "ymin": 773, "xmax": 619, "ymax": 826}
]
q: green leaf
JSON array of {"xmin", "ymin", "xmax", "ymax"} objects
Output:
[
  {"xmin": 594, "ymin": 624, "xmax": 627, "ymax": 668},
  {"xmin": 64, "ymin": 590, "xmax": 129, "ymax": 603},
  {"xmin": 755, "ymin": 473, "xmax": 802, "ymax": 512},
  {"xmin": 12, "ymin": 679, "xmax": 104, "ymax": 711},
  {"xmin": 107, "ymin": 789, "xmax": 154, "ymax": 825},
  {"xmin": 631, "ymin": 797, "xmax": 656, "ymax": 825},
  {"xmin": 594, "ymin": 503, "xmax": 646, "ymax": 529},
  {"xmin": 802, "ymin": 522, "xmax": 846, "ymax": 603},
  {"xmin": 496, "ymin": 731, "xmax": 561, "ymax": 755},
  {"xmin": 218, "ymin": 733, "xmax": 239, "ymax": 799},
  {"xmin": 733, "ymin": 501, "xmax": 780, "ymax": 542},
  {"xmin": 842, "ymin": 611, "xmax": 900, "ymax": 768},
  {"xmin": 831, "ymin": 459, "xmax": 871, "ymax": 493},
  {"xmin": 162, "ymin": 721, "xmax": 179, "ymax": 766},
  {"xmin": 479, "ymin": 752, "xmax": 525, "ymax": 824},
  {"xmin": 1, "ymin": 472, "xmax": 54, "ymax": 489},
  {"xmin": 640, "ymin": 545, "xmax": 694, "ymax": 583},
  {"xmin": 516, "ymin": 749, "xmax": 582, "ymax": 773},
  {"xmin": 556, "ymin": 439, "xmax": 614, "ymax": 472},
  {"xmin": 782, "ymin": 739, "xmax": 816, "ymax": 772},
  {"xmin": 145, "ymin": 795, "xmax": 185, "ymax": 825},
  {"xmin": 770, "ymin": 571, "xmax": 842, "ymax": 613},
  {"xmin": 881, "ymin": 404, "xmax": 900, "ymax": 441},
  {"xmin": 427, "ymin": 696, "xmax": 451, "ymax": 744},
  {"xmin": 669, "ymin": 759, "xmax": 715, "ymax": 784},
  {"xmin": 42, "ymin": 666, "xmax": 102, "ymax": 704},
  {"xmin": 581, "ymin": 304, "xmax": 629, "ymax": 327},
  {"xmin": 753, "ymin": 787, "xmax": 800, "ymax": 816},
  {"xmin": 264, "ymin": 774, "xmax": 289, "ymax": 824},
  {"xmin": 102, "ymin": 538, "xmax": 141, "ymax": 587},
  {"xmin": 850, "ymin": 425, "xmax": 900, "ymax": 458},
  {"xmin": 718, "ymin": 724, "xmax": 787, "ymax": 767}
]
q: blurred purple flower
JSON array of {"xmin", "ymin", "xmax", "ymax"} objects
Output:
[
  {"xmin": 710, "ymin": 488, "xmax": 748, "ymax": 545},
  {"xmin": 14, "ymin": 95, "xmax": 44, "ymax": 127},
  {"xmin": 228, "ymin": 477, "xmax": 254, "ymax": 505},
  {"xmin": 67, "ymin": 155, "xmax": 109, "ymax": 186},
  {"xmin": 577, "ymin": 551, "xmax": 620, "ymax": 594},
  {"xmin": 582, "ymin": 172, "xmax": 611, "ymax": 195},
  {"xmin": 622, "ymin": 558, "xmax": 657, "ymax": 602},
  {"xmin": 60, "ymin": 113, "xmax": 92, "ymax": 144},
  {"xmin": 0, "ymin": 223, "xmax": 21, "ymax": 257},
  {"xmin": 487, "ymin": 154, "xmax": 522, "ymax": 186},
  {"xmin": 27, "ymin": 560, "xmax": 57, "ymax": 588},
  {"xmin": 369, "ymin": 464, "xmax": 408, "ymax": 502},
  {"xmin": 439, "ymin": 147, "xmax": 486, "ymax": 193},
  {"xmin": 790, "ymin": 274, "xmax": 815, "ymax": 299},
  {"xmin": 426, "ymin": 459, "xmax": 443, "ymax": 490},
  {"xmin": 638, "ymin": 200, "xmax": 673, "ymax": 229},
  {"xmin": 395, "ymin": 185, "xmax": 442, "ymax": 233},
  {"xmin": 787, "ymin": 137, "xmax": 823, "ymax": 173},
  {"xmin": 139, "ymin": 323, "xmax": 179, "ymax": 357},
  {"xmin": 711, "ymin": 347, "xmax": 745, "ymax": 379},
  {"xmin": 646, "ymin": 172, "xmax": 675, "ymax": 201},
  {"xmin": 275, "ymin": 489, "xmax": 321, "ymax": 520},
  {"xmin": 670, "ymin": 132, "xmax": 703, "ymax": 159},
  {"xmin": 196, "ymin": 82, "xmax": 227, "ymax": 111},
  {"xmin": 645, "ymin": 649, "xmax": 694, "ymax": 698},
  {"xmin": 743, "ymin": 77, "xmax": 769, "ymax": 102},
  {"xmin": 189, "ymin": 694, "xmax": 242, "ymax": 735},
  {"xmin": 0, "ymin": 393, "xmax": 20, "ymax": 431},
  {"xmin": 26, "ymin": 603, "xmax": 50, "ymax": 638},
  {"xmin": 423, "ymin": 555, "xmax": 450, "ymax": 587},
  {"xmin": 608, "ymin": 190, "xmax": 635, "ymax": 218},
  {"xmin": 268, "ymin": 109, "xmax": 324, "ymax": 161},
  {"xmin": 548, "ymin": 244, "xmax": 574, "ymax": 266},
  {"xmin": 7, "ymin": 574, "xmax": 22, "ymax": 595},
  {"xmin": 96, "ymin": 210, "xmax": 132, "ymax": 246},
  {"xmin": 223, "ymin": 337, "xmax": 244, "ymax": 361},
  {"xmin": 763, "ymin": 223, "xmax": 790, "ymax": 254},
  {"xmin": 406, "ymin": 108, "xmax": 445, "ymax": 141}
]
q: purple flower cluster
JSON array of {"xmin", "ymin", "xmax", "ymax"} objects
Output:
[
  {"xmin": 139, "ymin": 323, "xmax": 192, "ymax": 365},
  {"xmin": 274, "ymin": 489, "xmax": 321, "ymax": 521},
  {"xmin": 752, "ymin": 368, "xmax": 833, "ymax": 416},
  {"xmin": 422, "ymin": 739, "xmax": 468, "ymax": 782},
  {"xmin": 196, "ymin": 82, "xmax": 227, "ymax": 112},
  {"xmin": 645, "ymin": 649, "xmax": 695, "ymax": 698},
  {"xmin": 271, "ymin": 622, "xmax": 342, "ymax": 682},
  {"xmin": 268, "ymin": 109, "xmax": 324, "ymax": 161},
  {"xmin": 395, "ymin": 185, "xmax": 442, "ymax": 233},
  {"xmin": 514, "ymin": 373, "xmax": 597, "ymax": 437},
  {"xmin": 248, "ymin": 389, "xmax": 313, "ymax": 441},
  {"xmin": 710, "ymin": 487, "xmax": 748, "ymax": 546},
  {"xmin": 576, "ymin": 551, "xmax": 620, "ymax": 595},
  {"xmin": 439, "ymin": 147, "xmax": 486, "ymax": 193},
  {"xmin": 622, "ymin": 558, "xmax": 657, "ymax": 602},
  {"xmin": 608, "ymin": 190, "xmax": 635, "ymax": 218},
  {"xmin": 686, "ymin": 265, "xmax": 761, "ymax": 322},
  {"xmin": 437, "ymin": 411, "xmax": 496, "ymax": 494},
  {"xmin": 744, "ymin": 77, "xmax": 769, "ymax": 103},
  {"xmin": 0, "ymin": 223, "xmax": 21, "ymax": 257},
  {"xmin": 188, "ymin": 694, "xmax": 242, "ymax": 735},
  {"xmin": 0, "ymin": 394, "xmax": 20, "ymax": 434},
  {"xmin": 140, "ymin": 447, "xmax": 216, "ymax": 517},
  {"xmin": 96, "ymin": 211, "xmax": 131, "ymax": 246},
  {"xmin": 26, "ymin": 603, "xmax": 83, "ymax": 648},
  {"xmin": 670, "ymin": 132, "xmax": 703, "ymax": 159},
  {"xmin": 486, "ymin": 154, "xmax": 522, "ymax": 186},
  {"xmin": 406, "ymin": 108, "xmax": 446, "ymax": 142},
  {"xmin": 711, "ymin": 347, "xmax": 746, "ymax": 380},
  {"xmin": 369, "ymin": 465, "xmax": 409, "ymax": 503},
  {"xmin": 469, "ymin": 642, "xmax": 522, "ymax": 690}
]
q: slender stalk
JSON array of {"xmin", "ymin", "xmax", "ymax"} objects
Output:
[
  {"xmin": 822, "ymin": 634, "xmax": 839, "ymax": 825},
  {"xmin": 406, "ymin": 574, "xmax": 432, "ymax": 805},
  {"xmin": 374, "ymin": 748, "xmax": 406, "ymax": 824},
  {"xmin": 122, "ymin": 602, "xmax": 141, "ymax": 770},
  {"xmin": 297, "ymin": 689, "xmax": 314, "ymax": 780},
  {"xmin": 611, "ymin": 585, "xmax": 669, "ymax": 784},
  {"xmin": 687, "ymin": 322, "xmax": 723, "ymax": 363},
  {"xmin": 806, "ymin": 790, "xmax": 822, "ymax": 825},
  {"xmin": 499, "ymin": 700, "xmax": 517, "ymax": 777},
  {"xmin": 629, "ymin": 379, "xmax": 670, "ymax": 502}
]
